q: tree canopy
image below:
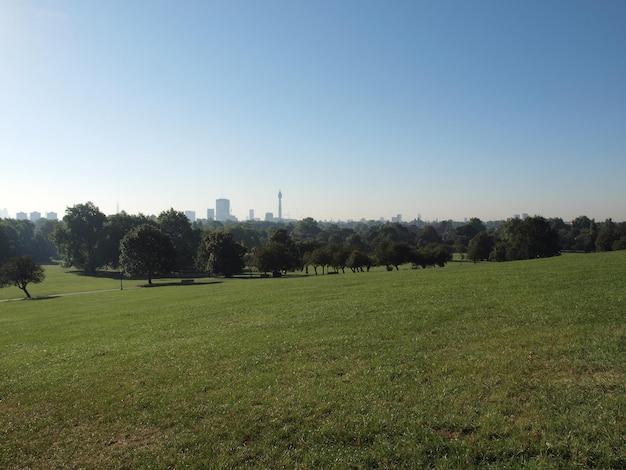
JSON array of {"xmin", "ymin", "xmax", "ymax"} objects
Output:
[
  {"xmin": 119, "ymin": 224, "xmax": 176, "ymax": 284},
  {"xmin": 196, "ymin": 231, "xmax": 246, "ymax": 277},
  {"xmin": 52, "ymin": 202, "xmax": 107, "ymax": 272},
  {"xmin": 0, "ymin": 255, "xmax": 45, "ymax": 298},
  {"xmin": 2, "ymin": 200, "xmax": 615, "ymax": 278}
]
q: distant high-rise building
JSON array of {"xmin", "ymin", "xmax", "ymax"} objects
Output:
[
  {"xmin": 207, "ymin": 208, "xmax": 215, "ymax": 221},
  {"xmin": 30, "ymin": 211, "xmax": 41, "ymax": 222},
  {"xmin": 278, "ymin": 190, "xmax": 282, "ymax": 220},
  {"xmin": 391, "ymin": 214, "xmax": 402, "ymax": 223},
  {"xmin": 45, "ymin": 212, "xmax": 58, "ymax": 220},
  {"xmin": 185, "ymin": 210, "xmax": 196, "ymax": 222},
  {"xmin": 265, "ymin": 212, "xmax": 274, "ymax": 222},
  {"xmin": 16, "ymin": 212, "xmax": 27, "ymax": 220},
  {"xmin": 216, "ymin": 198, "xmax": 230, "ymax": 222},
  {"xmin": 249, "ymin": 209, "xmax": 254, "ymax": 221},
  {"xmin": 0, "ymin": 208, "xmax": 8, "ymax": 219}
]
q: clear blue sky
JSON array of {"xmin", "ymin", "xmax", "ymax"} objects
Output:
[{"xmin": 2, "ymin": 1, "xmax": 625, "ymax": 222}]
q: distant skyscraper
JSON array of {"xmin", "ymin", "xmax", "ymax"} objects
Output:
[
  {"xmin": 30, "ymin": 211, "xmax": 41, "ymax": 221},
  {"xmin": 185, "ymin": 210, "xmax": 196, "ymax": 222},
  {"xmin": 16, "ymin": 212, "xmax": 27, "ymax": 220},
  {"xmin": 249, "ymin": 209, "xmax": 254, "ymax": 221},
  {"xmin": 216, "ymin": 198, "xmax": 230, "ymax": 222},
  {"xmin": 0, "ymin": 208, "xmax": 9, "ymax": 218},
  {"xmin": 278, "ymin": 190, "xmax": 282, "ymax": 220},
  {"xmin": 265, "ymin": 212, "xmax": 274, "ymax": 222},
  {"xmin": 207, "ymin": 208, "xmax": 215, "ymax": 221},
  {"xmin": 46, "ymin": 212, "xmax": 58, "ymax": 220}
]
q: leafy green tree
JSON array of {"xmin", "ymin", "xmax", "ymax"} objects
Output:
[
  {"xmin": 490, "ymin": 240, "xmax": 509, "ymax": 262},
  {"xmin": 516, "ymin": 216, "xmax": 561, "ymax": 259},
  {"xmin": 613, "ymin": 222, "xmax": 626, "ymax": 250},
  {"xmin": 100, "ymin": 212, "xmax": 151, "ymax": 268},
  {"xmin": 414, "ymin": 244, "xmax": 452, "ymax": 268},
  {"xmin": 456, "ymin": 218, "xmax": 486, "ymax": 239},
  {"xmin": 33, "ymin": 218, "xmax": 59, "ymax": 262},
  {"xmin": 307, "ymin": 245, "xmax": 333, "ymax": 275},
  {"xmin": 0, "ymin": 219, "xmax": 57, "ymax": 263},
  {"xmin": 157, "ymin": 209, "xmax": 199, "ymax": 271},
  {"xmin": 257, "ymin": 228, "xmax": 301, "ymax": 275},
  {"xmin": 467, "ymin": 231, "xmax": 494, "ymax": 262},
  {"xmin": 569, "ymin": 215, "xmax": 597, "ymax": 252},
  {"xmin": 595, "ymin": 219, "xmax": 618, "ymax": 252},
  {"xmin": 291, "ymin": 217, "xmax": 322, "ymax": 242},
  {"xmin": 417, "ymin": 225, "xmax": 443, "ymax": 248},
  {"xmin": 0, "ymin": 255, "xmax": 45, "ymax": 298},
  {"xmin": 51, "ymin": 202, "xmax": 107, "ymax": 272},
  {"xmin": 613, "ymin": 237, "xmax": 626, "ymax": 251},
  {"xmin": 328, "ymin": 242, "xmax": 351, "ymax": 274},
  {"xmin": 226, "ymin": 224, "xmax": 263, "ymax": 252},
  {"xmin": 296, "ymin": 239, "xmax": 319, "ymax": 274},
  {"xmin": 0, "ymin": 219, "xmax": 35, "ymax": 258},
  {"xmin": 0, "ymin": 225, "xmax": 12, "ymax": 264},
  {"xmin": 377, "ymin": 223, "xmax": 412, "ymax": 244},
  {"xmin": 454, "ymin": 218, "xmax": 486, "ymax": 252},
  {"xmin": 375, "ymin": 240, "xmax": 415, "ymax": 270},
  {"xmin": 196, "ymin": 231, "xmax": 246, "ymax": 277},
  {"xmin": 119, "ymin": 224, "xmax": 176, "ymax": 284},
  {"xmin": 252, "ymin": 245, "xmax": 276, "ymax": 275},
  {"xmin": 571, "ymin": 215, "xmax": 595, "ymax": 232},
  {"xmin": 498, "ymin": 216, "xmax": 560, "ymax": 260},
  {"xmin": 346, "ymin": 249, "xmax": 373, "ymax": 272}
]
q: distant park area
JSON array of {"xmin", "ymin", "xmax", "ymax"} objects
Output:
[{"xmin": 1, "ymin": 251, "xmax": 624, "ymax": 468}]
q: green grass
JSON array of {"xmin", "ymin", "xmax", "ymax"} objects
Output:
[
  {"xmin": 0, "ymin": 265, "xmax": 220, "ymax": 301},
  {"xmin": 1, "ymin": 253, "xmax": 625, "ymax": 468}
]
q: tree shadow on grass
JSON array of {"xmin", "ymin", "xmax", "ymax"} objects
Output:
[
  {"xmin": 70, "ymin": 270, "xmax": 221, "ymax": 282},
  {"xmin": 0, "ymin": 295, "xmax": 60, "ymax": 302},
  {"xmin": 70, "ymin": 270, "xmax": 144, "ymax": 281},
  {"xmin": 138, "ymin": 280, "xmax": 223, "ymax": 288}
]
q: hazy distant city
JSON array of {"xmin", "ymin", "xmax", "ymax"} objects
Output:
[{"xmin": 2, "ymin": 191, "xmax": 540, "ymax": 226}]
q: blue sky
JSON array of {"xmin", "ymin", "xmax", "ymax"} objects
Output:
[{"xmin": 1, "ymin": 1, "xmax": 625, "ymax": 222}]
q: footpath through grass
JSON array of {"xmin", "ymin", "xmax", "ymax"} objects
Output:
[{"xmin": 1, "ymin": 253, "xmax": 625, "ymax": 468}]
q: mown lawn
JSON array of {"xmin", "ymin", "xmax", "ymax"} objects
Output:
[{"xmin": 1, "ymin": 252, "xmax": 625, "ymax": 468}]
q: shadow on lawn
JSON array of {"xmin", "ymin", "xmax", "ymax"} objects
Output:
[
  {"xmin": 69, "ymin": 269, "xmax": 217, "ymax": 283},
  {"xmin": 139, "ymin": 280, "xmax": 222, "ymax": 288},
  {"xmin": 0, "ymin": 295, "xmax": 60, "ymax": 302}
]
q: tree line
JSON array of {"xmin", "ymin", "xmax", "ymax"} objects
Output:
[{"xmin": 2, "ymin": 202, "xmax": 626, "ymax": 284}]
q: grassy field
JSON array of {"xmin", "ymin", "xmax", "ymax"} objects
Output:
[{"xmin": 1, "ymin": 253, "xmax": 625, "ymax": 468}]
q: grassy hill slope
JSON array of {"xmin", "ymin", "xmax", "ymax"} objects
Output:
[{"xmin": 1, "ymin": 253, "xmax": 625, "ymax": 468}]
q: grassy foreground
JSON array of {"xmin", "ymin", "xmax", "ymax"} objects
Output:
[{"xmin": 1, "ymin": 253, "xmax": 625, "ymax": 468}]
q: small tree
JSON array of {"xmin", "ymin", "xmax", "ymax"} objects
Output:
[
  {"xmin": 119, "ymin": 224, "xmax": 176, "ymax": 284},
  {"xmin": 0, "ymin": 255, "xmax": 45, "ymax": 298}
]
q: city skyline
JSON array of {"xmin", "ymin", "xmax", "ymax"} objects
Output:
[
  {"xmin": 1, "ymin": 191, "xmax": 623, "ymax": 225},
  {"xmin": 2, "ymin": 1, "xmax": 625, "ymax": 223}
]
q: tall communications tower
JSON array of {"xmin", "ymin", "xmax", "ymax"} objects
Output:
[{"xmin": 278, "ymin": 190, "xmax": 282, "ymax": 220}]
